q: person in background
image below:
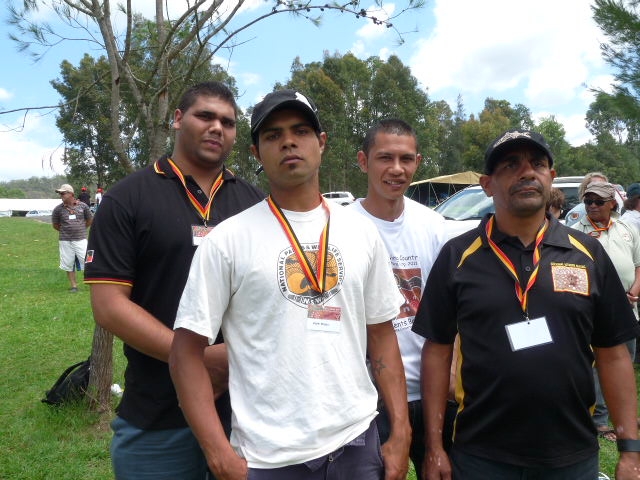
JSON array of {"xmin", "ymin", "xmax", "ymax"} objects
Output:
[
  {"xmin": 546, "ymin": 187, "xmax": 565, "ymax": 219},
  {"xmin": 95, "ymin": 188, "xmax": 103, "ymax": 207},
  {"xmin": 78, "ymin": 187, "xmax": 91, "ymax": 206},
  {"xmin": 622, "ymin": 195, "xmax": 640, "ymax": 234},
  {"xmin": 52, "ymin": 183, "xmax": 92, "ymax": 292},
  {"xmin": 571, "ymin": 181, "xmax": 640, "ymax": 442},
  {"xmin": 84, "ymin": 81, "xmax": 264, "ymax": 480},
  {"xmin": 348, "ymin": 118, "xmax": 447, "ymax": 478}
]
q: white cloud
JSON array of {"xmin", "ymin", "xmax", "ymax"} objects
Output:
[
  {"xmin": 410, "ymin": 0, "xmax": 607, "ymax": 110},
  {"xmin": 355, "ymin": 4, "xmax": 396, "ymax": 40},
  {"xmin": 238, "ymin": 72, "xmax": 261, "ymax": 86},
  {"xmin": 0, "ymin": 88, "xmax": 13, "ymax": 101},
  {"xmin": 379, "ymin": 47, "xmax": 391, "ymax": 61},
  {"xmin": 0, "ymin": 117, "xmax": 65, "ymax": 182},
  {"xmin": 350, "ymin": 40, "xmax": 367, "ymax": 58}
]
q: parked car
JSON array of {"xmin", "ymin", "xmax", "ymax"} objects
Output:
[
  {"xmin": 0, "ymin": 210, "xmax": 12, "ymax": 217},
  {"xmin": 434, "ymin": 177, "xmax": 582, "ymax": 239},
  {"xmin": 25, "ymin": 209, "xmax": 52, "ymax": 217},
  {"xmin": 322, "ymin": 191, "xmax": 355, "ymax": 206}
]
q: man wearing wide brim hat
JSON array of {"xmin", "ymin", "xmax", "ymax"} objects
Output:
[{"xmin": 51, "ymin": 183, "xmax": 92, "ymax": 292}]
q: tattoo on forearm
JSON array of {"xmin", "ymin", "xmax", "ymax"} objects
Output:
[{"xmin": 372, "ymin": 356, "xmax": 386, "ymax": 377}]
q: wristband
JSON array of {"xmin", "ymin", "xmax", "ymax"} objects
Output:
[{"xmin": 617, "ymin": 439, "xmax": 640, "ymax": 452}]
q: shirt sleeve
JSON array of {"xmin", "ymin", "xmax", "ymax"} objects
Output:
[
  {"xmin": 363, "ymin": 228, "xmax": 404, "ymax": 325},
  {"xmin": 412, "ymin": 241, "xmax": 458, "ymax": 344},
  {"xmin": 591, "ymin": 240, "xmax": 640, "ymax": 347},
  {"xmin": 84, "ymin": 196, "xmax": 136, "ymax": 286},
  {"xmin": 51, "ymin": 205, "xmax": 61, "ymax": 224},
  {"xmin": 174, "ymin": 235, "xmax": 231, "ymax": 344}
]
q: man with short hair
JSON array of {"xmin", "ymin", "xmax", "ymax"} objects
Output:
[
  {"xmin": 170, "ymin": 89, "xmax": 411, "ymax": 480},
  {"xmin": 52, "ymin": 183, "xmax": 92, "ymax": 292},
  {"xmin": 78, "ymin": 187, "xmax": 90, "ymax": 206},
  {"xmin": 572, "ymin": 181, "xmax": 640, "ymax": 441},
  {"xmin": 84, "ymin": 81, "xmax": 264, "ymax": 479},
  {"xmin": 348, "ymin": 118, "xmax": 446, "ymax": 478},
  {"xmin": 414, "ymin": 130, "xmax": 640, "ymax": 479}
]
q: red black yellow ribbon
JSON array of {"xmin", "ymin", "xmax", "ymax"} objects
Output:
[
  {"xmin": 587, "ymin": 216, "xmax": 612, "ymax": 237},
  {"xmin": 485, "ymin": 215, "xmax": 548, "ymax": 315},
  {"xmin": 267, "ymin": 195, "xmax": 330, "ymax": 294},
  {"xmin": 166, "ymin": 158, "xmax": 224, "ymax": 225}
]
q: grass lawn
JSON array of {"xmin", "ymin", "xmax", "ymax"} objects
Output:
[{"xmin": 0, "ymin": 216, "xmax": 635, "ymax": 479}]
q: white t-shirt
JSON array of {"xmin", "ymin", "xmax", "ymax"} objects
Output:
[
  {"xmin": 175, "ymin": 200, "xmax": 403, "ymax": 468},
  {"xmin": 348, "ymin": 198, "xmax": 447, "ymax": 400}
]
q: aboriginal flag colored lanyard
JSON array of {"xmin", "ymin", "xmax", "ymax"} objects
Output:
[
  {"xmin": 485, "ymin": 215, "xmax": 548, "ymax": 317},
  {"xmin": 167, "ymin": 158, "xmax": 224, "ymax": 226},
  {"xmin": 267, "ymin": 195, "xmax": 330, "ymax": 294},
  {"xmin": 587, "ymin": 216, "xmax": 612, "ymax": 237}
]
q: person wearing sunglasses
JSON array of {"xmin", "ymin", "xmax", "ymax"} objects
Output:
[{"xmin": 572, "ymin": 181, "xmax": 640, "ymax": 442}]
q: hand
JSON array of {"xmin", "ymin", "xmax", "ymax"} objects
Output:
[
  {"xmin": 381, "ymin": 430, "xmax": 411, "ymax": 480},
  {"xmin": 209, "ymin": 449, "xmax": 248, "ymax": 480},
  {"xmin": 422, "ymin": 447, "xmax": 452, "ymax": 480},
  {"xmin": 626, "ymin": 292, "xmax": 638, "ymax": 305},
  {"xmin": 616, "ymin": 451, "xmax": 640, "ymax": 480}
]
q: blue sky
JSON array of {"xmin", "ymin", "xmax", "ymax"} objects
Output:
[{"xmin": 0, "ymin": 0, "xmax": 615, "ymax": 182}]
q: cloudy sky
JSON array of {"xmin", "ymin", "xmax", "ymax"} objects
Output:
[{"xmin": 0, "ymin": 0, "xmax": 614, "ymax": 182}]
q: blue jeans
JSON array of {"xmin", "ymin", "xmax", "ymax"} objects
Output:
[
  {"xmin": 450, "ymin": 448, "xmax": 599, "ymax": 479},
  {"xmin": 247, "ymin": 420, "xmax": 383, "ymax": 480},
  {"xmin": 593, "ymin": 338, "xmax": 636, "ymax": 428},
  {"xmin": 110, "ymin": 416, "xmax": 208, "ymax": 480}
]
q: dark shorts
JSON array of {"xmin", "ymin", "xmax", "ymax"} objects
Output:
[
  {"xmin": 247, "ymin": 420, "xmax": 383, "ymax": 480},
  {"xmin": 450, "ymin": 448, "xmax": 599, "ymax": 480}
]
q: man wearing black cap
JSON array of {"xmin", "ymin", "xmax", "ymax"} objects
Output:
[
  {"xmin": 413, "ymin": 129, "xmax": 640, "ymax": 479},
  {"xmin": 170, "ymin": 90, "xmax": 411, "ymax": 480}
]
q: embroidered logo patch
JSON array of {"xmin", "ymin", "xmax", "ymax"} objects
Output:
[
  {"xmin": 85, "ymin": 250, "xmax": 94, "ymax": 263},
  {"xmin": 551, "ymin": 264, "xmax": 589, "ymax": 296}
]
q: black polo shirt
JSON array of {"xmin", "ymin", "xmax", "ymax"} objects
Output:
[
  {"xmin": 413, "ymin": 214, "xmax": 640, "ymax": 468},
  {"xmin": 85, "ymin": 156, "xmax": 265, "ymax": 430}
]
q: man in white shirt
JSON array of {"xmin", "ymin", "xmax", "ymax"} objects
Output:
[
  {"xmin": 170, "ymin": 90, "xmax": 411, "ymax": 480},
  {"xmin": 348, "ymin": 118, "xmax": 447, "ymax": 478}
]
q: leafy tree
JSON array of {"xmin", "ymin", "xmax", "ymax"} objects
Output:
[
  {"xmin": 278, "ymin": 52, "xmax": 439, "ymax": 197},
  {"xmin": 7, "ymin": 0, "xmax": 421, "ymax": 176},
  {"xmin": 0, "ymin": 186, "xmax": 26, "ymax": 198},
  {"xmin": 535, "ymin": 115, "xmax": 570, "ymax": 172},
  {"xmin": 592, "ymin": 0, "xmax": 640, "ymax": 127}
]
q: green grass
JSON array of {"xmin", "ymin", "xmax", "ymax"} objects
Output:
[
  {"xmin": 0, "ymin": 218, "xmax": 126, "ymax": 480},
  {"xmin": 0, "ymin": 217, "xmax": 634, "ymax": 479}
]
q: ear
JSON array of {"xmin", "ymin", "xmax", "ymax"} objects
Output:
[
  {"xmin": 357, "ymin": 151, "xmax": 368, "ymax": 173},
  {"xmin": 250, "ymin": 144, "xmax": 262, "ymax": 166},
  {"xmin": 479, "ymin": 174, "xmax": 493, "ymax": 197},
  {"xmin": 318, "ymin": 132, "xmax": 327, "ymax": 155},
  {"xmin": 550, "ymin": 168, "xmax": 557, "ymax": 181},
  {"xmin": 415, "ymin": 153, "xmax": 422, "ymax": 168},
  {"xmin": 173, "ymin": 109, "xmax": 183, "ymax": 130}
]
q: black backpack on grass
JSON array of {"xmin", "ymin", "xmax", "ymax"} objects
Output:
[{"xmin": 42, "ymin": 357, "xmax": 91, "ymax": 406}]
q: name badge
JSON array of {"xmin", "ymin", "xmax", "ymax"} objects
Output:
[
  {"xmin": 505, "ymin": 316, "xmax": 553, "ymax": 351},
  {"xmin": 192, "ymin": 225, "xmax": 214, "ymax": 246},
  {"xmin": 307, "ymin": 305, "xmax": 341, "ymax": 333},
  {"xmin": 68, "ymin": 214, "xmax": 77, "ymax": 220}
]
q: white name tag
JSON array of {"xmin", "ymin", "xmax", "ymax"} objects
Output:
[
  {"xmin": 307, "ymin": 305, "xmax": 341, "ymax": 333},
  {"xmin": 191, "ymin": 225, "xmax": 214, "ymax": 246},
  {"xmin": 505, "ymin": 316, "xmax": 553, "ymax": 351},
  {"xmin": 68, "ymin": 214, "xmax": 77, "ymax": 220}
]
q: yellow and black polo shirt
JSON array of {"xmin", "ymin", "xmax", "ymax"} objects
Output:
[
  {"xmin": 413, "ymin": 213, "xmax": 640, "ymax": 468},
  {"xmin": 84, "ymin": 155, "xmax": 264, "ymax": 430}
]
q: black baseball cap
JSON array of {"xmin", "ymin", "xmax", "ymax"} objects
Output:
[
  {"xmin": 250, "ymin": 89, "xmax": 322, "ymax": 144},
  {"xmin": 484, "ymin": 129, "xmax": 554, "ymax": 175}
]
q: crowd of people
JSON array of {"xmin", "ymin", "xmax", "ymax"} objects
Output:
[{"xmin": 48, "ymin": 81, "xmax": 640, "ymax": 479}]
